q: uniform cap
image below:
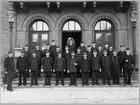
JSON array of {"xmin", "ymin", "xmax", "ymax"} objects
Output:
[
  {"xmin": 80, "ymin": 41, "xmax": 84, "ymax": 44},
  {"xmin": 92, "ymin": 42, "xmax": 96, "ymax": 44},
  {"xmin": 126, "ymin": 48, "xmax": 130, "ymax": 50},
  {"xmin": 120, "ymin": 45, "xmax": 124, "ymax": 47},
  {"xmin": 8, "ymin": 50, "xmax": 13, "ymax": 54},
  {"xmin": 87, "ymin": 45, "xmax": 91, "ymax": 47},
  {"xmin": 51, "ymin": 40, "xmax": 55, "ymax": 42}
]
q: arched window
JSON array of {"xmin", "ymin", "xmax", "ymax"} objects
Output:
[
  {"xmin": 94, "ymin": 19, "xmax": 114, "ymax": 47},
  {"xmin": 63, "ymin": 21, "xmax": 81, "ymax": 31},
  {"xmin": 29, "ymin": 20, "xmax": 49, "ymax": 50}
]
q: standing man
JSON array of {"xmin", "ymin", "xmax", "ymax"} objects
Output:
[
  {"xmin": 101, "ymin": 50, "xmax": 111, "ymax": 86},
  {"xmin": 29, "ymin": 52, "xmax": 39, "ymax": 86},
  {"xmin": 50, "ymin": 40, "xmax": 57, "ymax": 62},
  {"xmin": 91, "ymin": 42, "xmax": 97, "ymax": 53},
  {"xmin": 123, "ymin": 48, "xmax": 134, "ymax": 86},
  {"xmin": 4, "ymin": 51, "xmax": 15, "ymax": 91},
  {"xmin": 67, "ymin": 52, "xmax": 77, "ymax": 86},
  {"xmin": 117, "ymin": 45, "xmax": 126, "ymax": 77},
  {"xmin": 76, "ymin": 48, "xmax": 82, "ymax": 78},
  {"xmin": 24, "ymin": 44, "xmax": 30, "ymax": 78},
  {"xmin": 42, "ymin": 51, "xmax": 53, "ymax": 86},
  {"xmin": 87, "ymin": 45, "xmax": 93, "ymax": 78},
  {"xmin": 112, "ymin": 50, "xmax": 121, "ymax": 85},
  {"xmin": 63, "ymin": 46, "xmax": 71, "ymax": 77},
  {"xmin": 16, "ymin": 50, "xmax": 28, "ymax": 86},
  {"xmin": 91, "ymin": 50, "xmax": 101, "ymax": 85},
  {"xmin": 80, "ymin": 52, "xmax": 90, "ymax": 86},
  {"xmin": 53, "ymin": 52, "xmax": 65, "ymax": 86},
  {"xmin": 67, "ymin": 38, "xmax": 76, "ymax": 53},
  {"xmin": 35, "ymin": 44, "xmax": 42, "ymax": 78},
  {"xmin": 79, "ymin": 41, "xmax": 86, "ymax": 55}
]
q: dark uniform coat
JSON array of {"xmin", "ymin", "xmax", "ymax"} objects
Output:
[
  {"xmin": 117, "ymin": 51, "xmax": 126, "ymax": 65},
  {"xmin": 50, "ymin": 45, "xmax": 57, "ymax": 60},
  {"xmin": 111, "ymin": 56, "xmax": 121, "ymax": 76},
  {"xmin": 101, "ymin": 56, "xmax": 111, "ymax": 77},
  {"xmin": 92, "ymin": 56, "xmax": 101, "ymax": 70},
  {"xmin": 24, "ymin": 50, "xmax": 30, "ymax": 68},
  {"xmin": 76, "ymin": 53, "xmax": 82, "ymax": 66},
  {"xmin": 54, "ymin": 57, "xmax": 66, "ymax": 71},
  {"xmin": 4, "ymin": 56, "xmax": 15, "ymax": 73},
  {"xmin": 16, "ymin": 56, "xmax": 27, "ymax": 72},
  {"xmin": 29, "ymin": 57, "xmax": 38, "ymax": 71},
  {"xmin": 63, "ymin": 51, "xmax": 71, "ymax": 70},
  {"xmin": 79, "ymin": 46, "xmax": 86, "ymax": 54},
  {"xmin": 91, "ymin": 47, "xmax": 97, "ymax": 53},
  {"xmin": 42, "ymin": 57, "xmax": 53, "ymax": 72},
  {"xmin": 124, "ymin": 54, "xmax": 134, "ymax": 70},
  {"xmin": 67, "ymin": 58, "xmax": 77, "ymax": 73},
  {"xmin": 87, "ymin": 51, "xmax": 93, "ymax": 69},
  {"xmin": 35, "ymin": 49, "xmax": 42, "ymax": 60},
  {"xmin": 80, "ymin": 58, "xmax": 90, "ymax": 72},
  {"xmin": 67, "ymin": 44, "xmax": 76, "ymax": 53}
]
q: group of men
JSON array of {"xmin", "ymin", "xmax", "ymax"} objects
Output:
[{"xmin": 4, "ymin": 39, "xmax": 134, "ymax": 91}]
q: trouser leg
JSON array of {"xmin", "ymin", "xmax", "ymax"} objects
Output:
[
  {"xmin": 56, "ymin": 71, "xmax": 59, "ymax": 85},
  {"xmin": 95, "ymin": 71, "xmax": 99, "ymax": 85},
  {"xmin": 107, "ymin": 77, "xmax": 111, "ymax": 85},
  {"xmin": 60, "ymin": 71, "xmax": 64, "ymax": 85},
  {"xmin": 7, "ymin": 72, "xmax": 13, "ymax": 90},
  {"xmin": 18, "ymin": 72, "xmax": 22, "ymax": 85},
  {"xmin": 23, "ymin": 71, "xmax": 27, "ymax": 85}
]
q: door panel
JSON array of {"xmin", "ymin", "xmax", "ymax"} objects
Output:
[
  {"xmin": 41, "ymin": 33, "xmax": 49, "ymax": 50},
  {"xmin": 95, "ymin": 33, "xmax": 103, "ymax": 47}
]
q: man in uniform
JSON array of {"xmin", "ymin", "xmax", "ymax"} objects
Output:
[
  {"xmin": 76, "ymin": 48, "xmax": 82, "ymax": 78},
  {"xmin": 80, "ymin": 52, "xmax": 90, "ymax": 86},
  {"xmin": 101, "ymin": 50, "xmax": 111, "ymax": 86},
  {"xmin": 63, "ymin": 46, "xmax": 71, "ymax": 77},
  {"xmin": 29, "ymin": 52, "xmax": 39, "ymax": 86},
  {"xmin": 87, "ymin": 45, "xmax": 93, "ymax": 78},
  {"xmin": 91, "ymin": 42, "xmax": 97, "ymax": 53},
  {"xmin": 91, "ymin": 50, "xmax": 101, "ymax": 85},
  {"xmin": 42, "ymin": 51, "xmax": 53, "ymax": 86},
  {"xmin": 16, "ymin": 50, "xmax": 28, "ymax": 86},
  {"xmin": 67, "ymin": 39, "xmax": 76, "ymax": 53},
  {"xmin": 67, "ymin": 52, "xmax": 77, "ymax": 86},
  {"xmin": 123, "ymin": 48, "xmax": 134, "ymax": 86},
  {"xmin": 35, "ymin": 44, "xmax": 42, "ymax": 78},
  {"xmin": 50, "ymin": 40, "xmax": 57, "ymax": 63},
  {"xmin": 112, "ymin": 50, "xmax": 121, "ymax": 85},
  {"xmin": 117, "ymin": 45, "xmax": 126, "ymax": 77},
  {"xmin": 24, "ymin": 44, "xmax": 30, "ymax": 78},
  {"xmin": 53, "ymin": 52, "xmax": 65, "ymax": 86},
  {"xmin": 4, "ymin": 51, "xmax": 15, "ymax": 91},
  {"xmin": 79, "ymin": 41, "xmax": 86, "ymax": 55}
]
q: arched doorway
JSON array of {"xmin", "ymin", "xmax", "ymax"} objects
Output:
[
  {"xmin": 94, "ymin": 19, "xmax": 115, "ymax": 48},
  {"xmin": 29, "ymin": 20, "xmax": 49, "ymax": 50},
  {"xmin": 62, "ymin": 20, "xmax": 82, "ymax": 51}
]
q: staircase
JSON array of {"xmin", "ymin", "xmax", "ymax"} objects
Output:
[{"xmin": 1, "ymin": 72, "xmax": 137, "ymax": 89}]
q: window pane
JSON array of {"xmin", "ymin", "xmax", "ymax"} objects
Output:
[
  {"xmin": 95, "ymin": 22, "xmax": 100, "ymax": 30},
  {"xmin": 101, "ymin": 21, "xmax": 107, "ymax": 30},
  {"xmin": 105, "ymin": 32, "xmax": 113, "ymax": 46},
  {"xmin": 37, "ymin": 21, "xmax": 43, "ymax": 31},
  {"xmin": 43, "ymin": 22, "xmax": 49, "ymax": 31},
  {"xmin": 41, "ymin": 33, "xmax": 49, "ymax": 50},
  {"xmin": 30, "ymin": 23, "xmax": 36, "ymax": 31},
  {"xmin": 69, "ymin": 21, "xmax": 75, "ymax": 30},
  {"xmin": 32, "ymin": 34, "xmax": 38, "ymax": 42},
  {"xmin": 107, "ymin": 22, "xmax": 112, "ymax": 30},
  {"xmin": 96, "ymin": 33, "xmax": 103, "ymax": 46},
  {"xmin": 63, "ymin": 22, "xmax": 69, "ymax": 30},
  {"xmin": 75, "ymin": 22, "xmax": 81, "ymax": 30}
]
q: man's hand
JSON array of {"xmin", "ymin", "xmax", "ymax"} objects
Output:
[
  {"xmin": 80, "ymin": 70, "xmax": 81, "ymax": 72},
  {"xmin": 75, "ymin": 63, "xmax": 77, "ymax": 66},
  {"xmin": 67, "ymin": 70, "xmax": 69, "ymax": 73},
  {"xmin": 5, "ymin": 71, "xmax": 8, "ymax": 74},
  {"xmin": 53, "ymin": 70, "xmax": 55, "ymax": 72},
  {"xmin": 64, "ymin": 69, "xmax": 65, "ymax": 72}
]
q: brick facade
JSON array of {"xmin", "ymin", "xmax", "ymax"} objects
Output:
[{"xmin": 0, "ymin": 1, "xmax": 139, "ymax": 80}]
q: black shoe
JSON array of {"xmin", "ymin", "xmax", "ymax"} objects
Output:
[
  {"xmin": 55, "ymin": 84, "xmax": 58, "ymax": 86},
  {"xmin": 9, "ymin": 89, "xmax": 13, "ymax": 92},
  {"xmin": 18, "ymin": 83, "xmax": 22, "ymax": 86},
  {"xmin": 127, "ymin": 83, "xmax": 133, "ymax": 85},
  {"xmin": 123, "ymin": 83, "xmax": 127, "ymax": 86},
  {"xmin": 35, "ymin": 83, "xmax": 39, "ymax": 86},
  {"xmin": 30, "ymin": 84, "xmax": 33, "ymax": 86},
  {"xmin": 69, "ymin": 84, "xmax": 71, "ymax": 86}
]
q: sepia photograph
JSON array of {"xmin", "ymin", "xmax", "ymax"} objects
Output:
[{"xmin": 0, "ymin": 0, "xmax": 139, "ymax": 104}]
